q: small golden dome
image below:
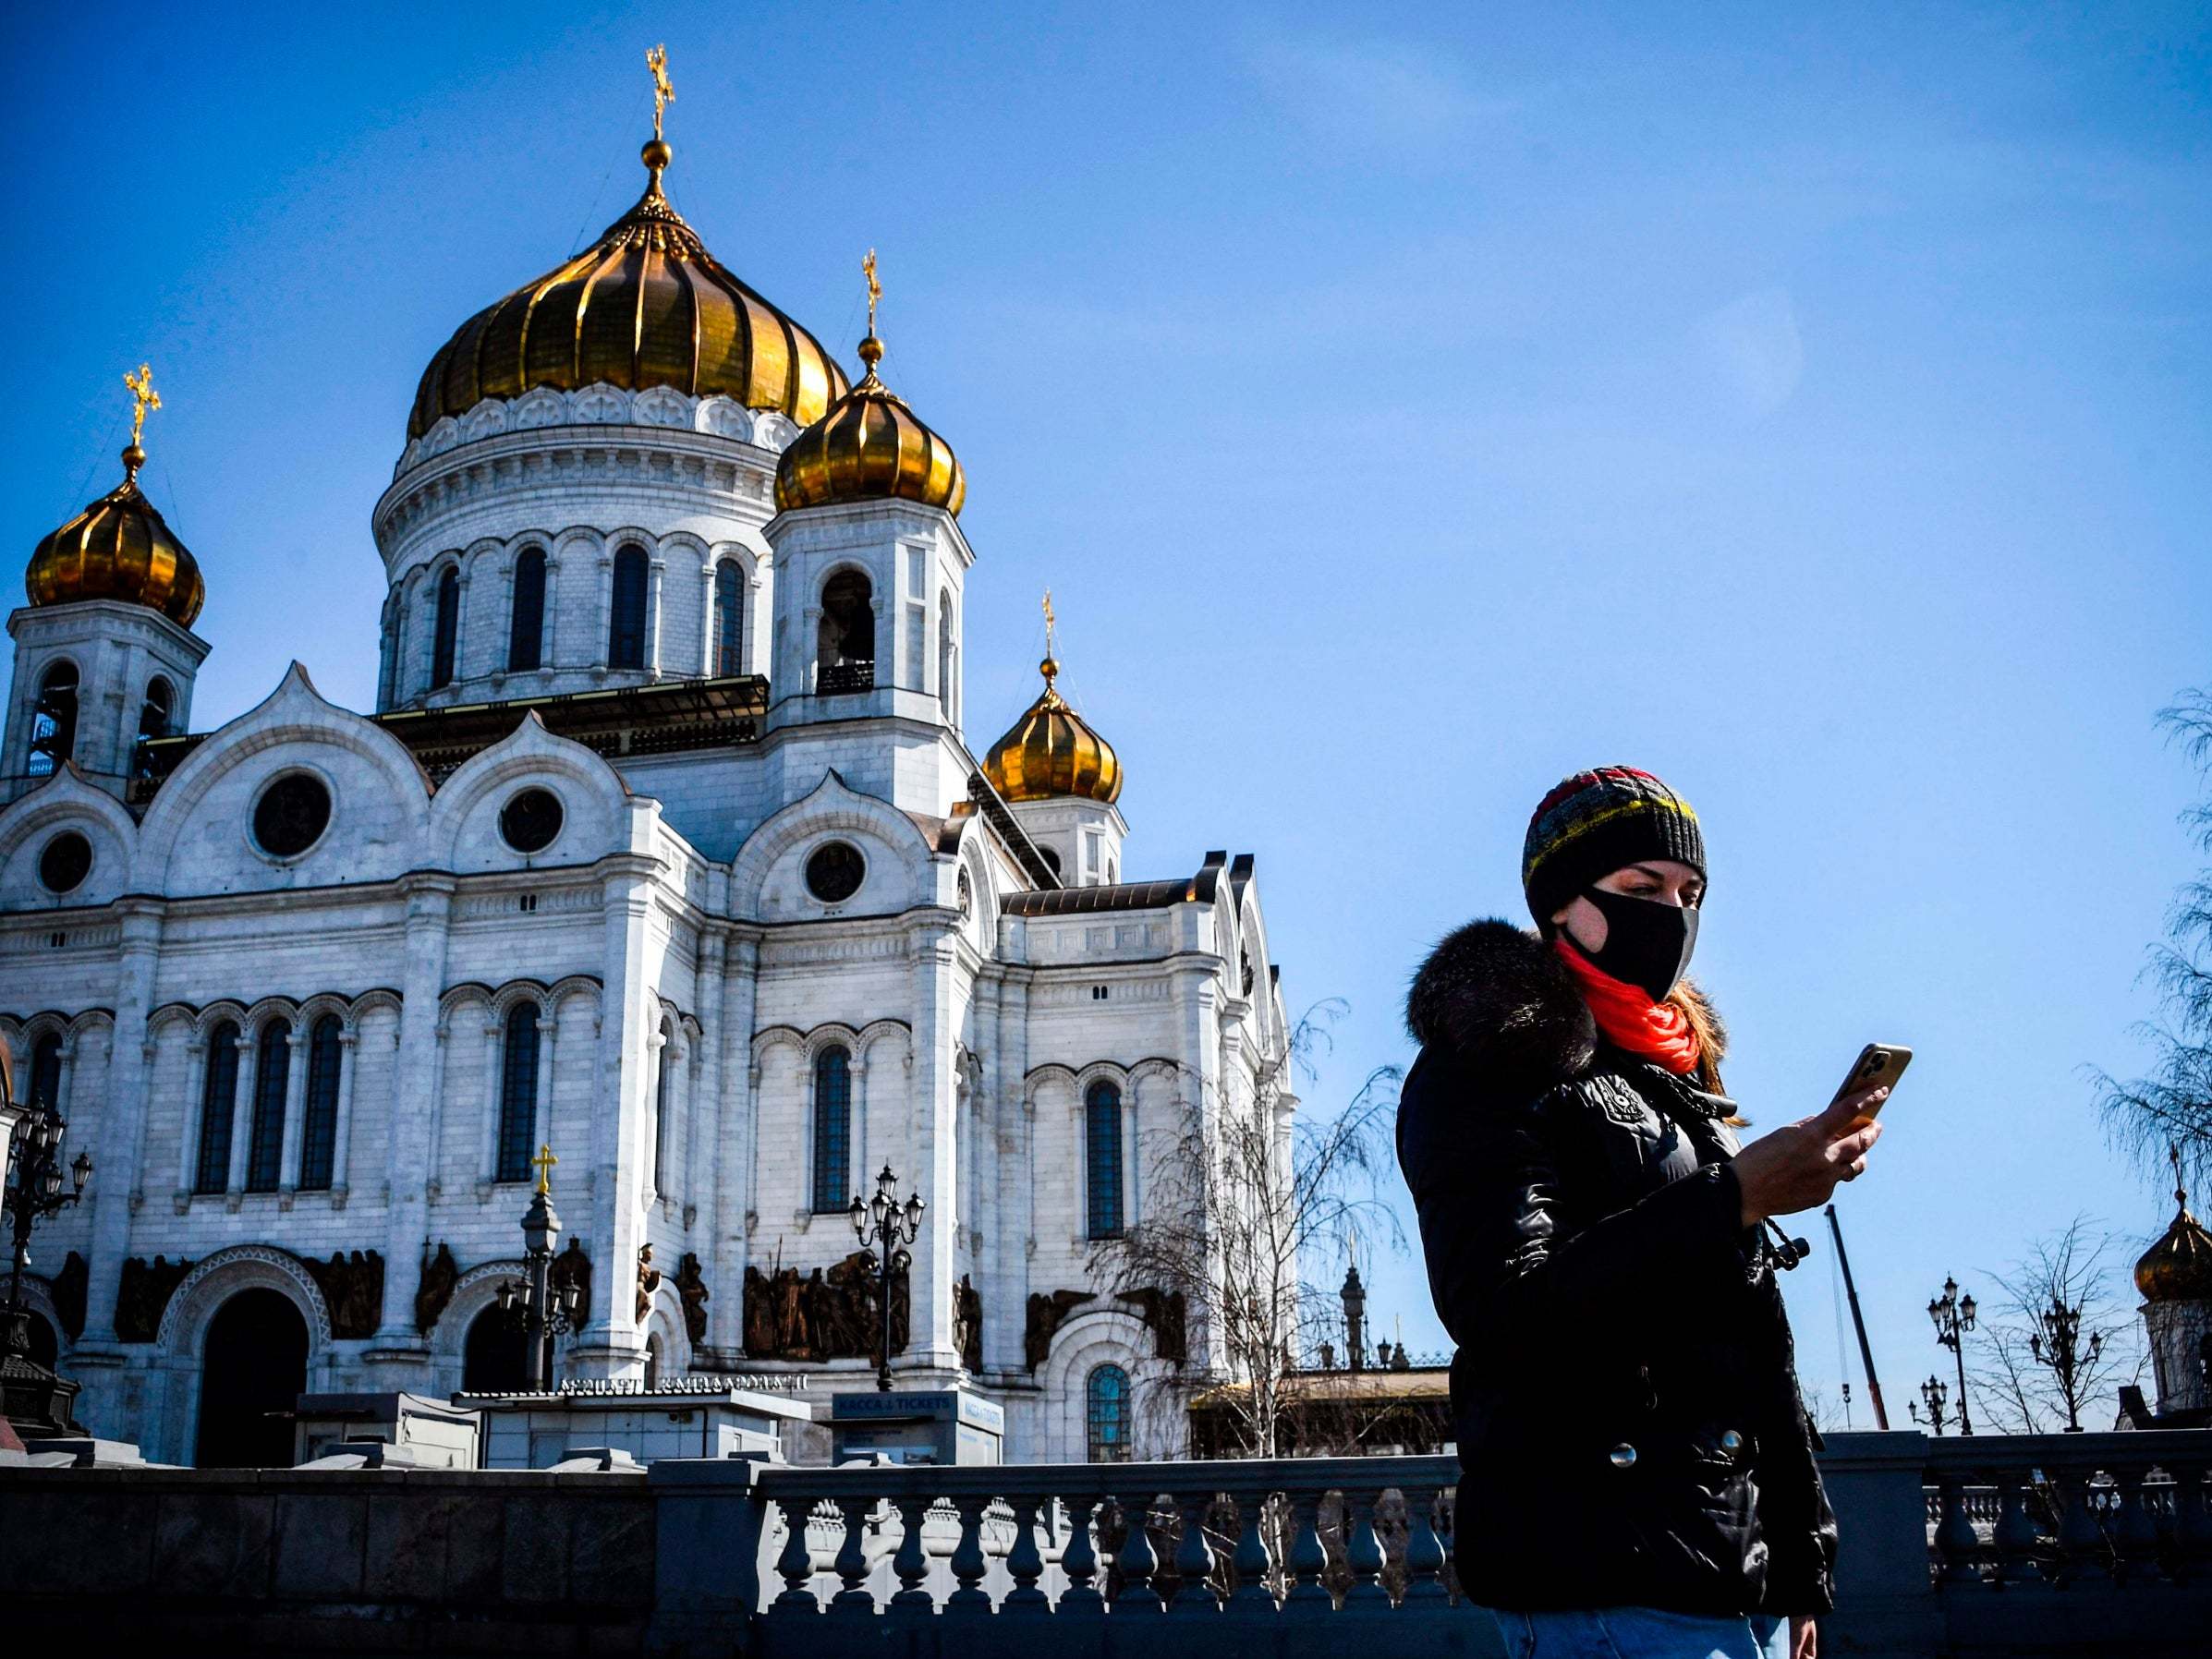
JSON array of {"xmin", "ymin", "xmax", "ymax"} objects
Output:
[
  {"xmin": 773, "ymin": 331, "xmax": 965, "ymax": 516},
  {"xmin": 408, "ymin": 139, "xmax": 848, "ymax": 440},
  {"xmin": 27, "ymin": 443, "xmax": 204, "ymax": 626},
  {"xmin": 2136, "ymin": 1161, "xmax": 2212, "ymax": 1303},
  {"xmin": 982, "ymin": 655, "xmax": 1122, "ymax": 805}
]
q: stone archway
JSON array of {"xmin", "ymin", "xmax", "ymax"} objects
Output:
[
  {"xmin": 461, "ymin": 1302, "xmax": 544, "ymax": 1394},
  {"xmin": 193, "ymin": 1288, "xmax": 309, "ymax": 1468}
]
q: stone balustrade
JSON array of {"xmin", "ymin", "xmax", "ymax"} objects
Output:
[{"xmin": 2, "ymin": 1431, "xmax": 2207, "ymax": 1656}]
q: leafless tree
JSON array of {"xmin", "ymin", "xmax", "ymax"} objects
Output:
[
  {"xmin": 2093, "ymin": 690, "xmax": 2212, "ymax": 1191},
  {"xmin": 1091, "ymin": 1000, "xmax": 1403, "ymax": 1459},
  {"xmin": 1969, "ymin": 1215, "xmax": 2145, "ymax": 1435}
]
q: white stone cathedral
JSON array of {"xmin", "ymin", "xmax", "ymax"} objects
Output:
[{"xmin": 0, "ymin": 107, "xmax": 1293, "ymax": 1465}]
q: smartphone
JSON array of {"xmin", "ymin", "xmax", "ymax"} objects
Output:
[{"xmin": 1831, "ymin": 1044, "xmax": 1912, "ymax": 1119}]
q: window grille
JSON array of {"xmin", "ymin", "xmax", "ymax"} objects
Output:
[
  {"xmin": 509, "ymin": 549, "xmax": 547, "ymax": 672},
  {"xmin": 1086, "ymin": 1080, "xmax": 1124, "ymax": 1238},
  {"xmin": 609, "ymin": 547, "xmax": 650, "ymax": 669},
  {"xmin": 298, "ymin": 1015, "xmax": 343, "ymax": 1191},
  {"xmin": 1087, "ymin": 1364, "xmax": 1133, "ymax": 1462},
  {"xmin": 195, "ymin": 1023, "xmax": 240, "ymax": 1194},
  {"xmin": 712, "ymin": 562, "xmax": 743, "ymax": 676},
  {"xmin": 246, "ymin": 1019, "xmax": 291, "ymax": 1193},
  {"xmin": 812, "ymin": 1047, "xmax": 852, "ymax": 1212},
  {"xmin": 496, "ymin": 1004, "xmax": 541, "ymax": 1183},
  {"xmin": 431, "ymin": 567, "xmax": 460, "ymax": 688}
]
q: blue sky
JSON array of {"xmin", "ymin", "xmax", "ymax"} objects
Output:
[{"xmin": 7, "ymin": 2, "xmax": 2210, "ymax": 1417}]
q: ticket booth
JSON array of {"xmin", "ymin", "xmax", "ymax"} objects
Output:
[{"xmin": 829, "ymin": 1388, "xmax": 1003, "ymax": 1465}]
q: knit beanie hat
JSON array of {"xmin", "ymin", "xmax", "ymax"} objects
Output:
[{"xmin": 1523, "ymin": 766, "xmax": 1706, "ymax": 926}]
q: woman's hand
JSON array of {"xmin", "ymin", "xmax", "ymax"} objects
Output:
[
  {"xmin": 1731, "ymin": 1088, "xmax": 1886, "ymax": 1228},
  {"xmin": 1789, "ymin": 1613, "xmax": 1817, "ymax": 1658}
]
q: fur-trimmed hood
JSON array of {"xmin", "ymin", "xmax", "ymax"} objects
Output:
[{"xmin": 1405, "ymin": 917, "xmax": 1725, "ymax": 1089}]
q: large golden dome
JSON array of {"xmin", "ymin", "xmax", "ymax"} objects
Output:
[
  {"xmin": 982, "ymin": 655, "xmax": 1122, "ymax": 805},
  {"xmin": 27, "ymin": 442, "xmax": 204, "ymax": 627},
  {"xmin": 2136, "ymin": 1169, "xmax": 2212, "ymax": 1303},
  {"xmin": 407, "ymin": 139, "xmax": 848, "ymax": 440},
  {"xmin": 774, "ymin": 330, "xmax": 965, "ymax": 516}
]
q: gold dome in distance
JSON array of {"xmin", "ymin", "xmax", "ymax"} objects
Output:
[
  {"xmin": 28, "ymin": 366, "xmax": 204, "ymax": 627},
  {"xmin": 407, "ymin": 58, "xmax": 846, "ymax": 442},
  {"xmin": 981, "ymin": 597, "xmax": 1122, "ymax": 805},
  {"xmin": 774, "ymin": 251, "xmax": 966, "ymax": 517},
  {"xmin": 2136, "ymin": 1149, "xmax": 2212, "ymax": 1304}
]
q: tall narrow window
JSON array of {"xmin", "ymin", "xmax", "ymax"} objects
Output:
[
  {"xmin": 27, "ymin": 662, "xmax": 79, "ymax": 778},
  {"xmin": 609, "ymin": 546, "xmax": 649, "ymax": 669},
  {"xmin": 811, "ymin": 1046, "xmax": 852, "ymax": 1212},
  {"xmin": 712, "ymin": 561, "xmax": 743, "ymax": 676},
  {"xmin": 1086, "ymin": 1080, "xmax": 1124, "ymax": 1239},
  {"xmin": 431, "ymin": 566, "xmax": 460, "ymax": 688},
  {"xmin": 139, "ymin": 676, "xmax": 175, "ymax": 740},
  {"xmin": 496, "ymin": 1003, "xmax": 541, "ymax": 1183},
  {"xmin": 1087, "ymin": 1364, "xmax": 1133, "ymax": 1462},
  {"xmin": 195, "ymin": 1022, "xmax": 241, "ymax": 1194},
  {"xmin": 649, "ymin": 1036, "xmax": 672, "ymax": 1194},
  {"xmin": 28, "ymin": 1033, "xmax": 62, "ymax": 1106},
  {"xmin": 246, "ymin": 1018, "xmax": 291, "ymax": 1193},
  {"xmin": 938, "ymin": 590, "xmax": 957, "ymax": 722},
  {"xmin": 508, "ymin": 548, "xmax": 547, "ymax": 672},
  {"xmin": 299, "ymin": 1015, "xmax": 343, "ymax": 1191}
]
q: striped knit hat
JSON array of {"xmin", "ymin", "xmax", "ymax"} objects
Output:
[{"xmin": 1523, "ymin": 766, "xmax": 1705, "ymax": 926}]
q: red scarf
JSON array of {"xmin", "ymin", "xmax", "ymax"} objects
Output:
[{"xmin": 1552, "ymin": 937, "xmax": 1702, "ymax": 1075}]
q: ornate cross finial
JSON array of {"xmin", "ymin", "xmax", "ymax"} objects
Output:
[
  {"xmin": 863, "ymin": 248, "xmax": 881, "ymax": 335},
  {"xmin": 1041, "ymin": 587, "xmax": 1057, "ymax": 655},
  {"xmin": 647, "ymin": 44, "xmax": 675, "ymax": 142},
  {"xmin": 2174, "ymin": 1141, "xmax": 2189, "ymax": 1209},
  {"xmin": 531, "ymin": 1142, "xmax": 558, "ymax": 1196},
  {"xmin": 125, "ymin": 364, "xmax": 161, "ymax": 448}
]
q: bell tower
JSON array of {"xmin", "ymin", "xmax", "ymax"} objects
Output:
[{"xmin": 6, "ymin": 368, "xmax": 209, "ymax": 805}]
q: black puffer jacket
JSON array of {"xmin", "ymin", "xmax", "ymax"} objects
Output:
[{"xmin": 1396, "ymin": 919, "xmax": 1837, "ymax": 1617}]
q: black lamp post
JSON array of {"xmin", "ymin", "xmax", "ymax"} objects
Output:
[
  {"xmin": 1340, "ymin": 1262, "xmax": 1367, "ymax": 1374},
  {"xmin": 1911, "ymin": 1374, "xmax": 1951, "ymax": 1435},
  {"xmin": 3, "ymin": 1094, "xmax": 92, "ymax": 1434},
  {"xmin": 1927, "ymin": 1275, "xmax": 1977, "ymax": 1435},
  {"xmin": 494, "ymin": 1144, "xmax": 581, "ymax": 1392},
  {"xmin": 847, "ymin": 1163, "xmax": 923, "ymax": 1392},
  {"xmin": 2028, "ymin": 1292, "xmax": 2104, "ymax": 1433}
]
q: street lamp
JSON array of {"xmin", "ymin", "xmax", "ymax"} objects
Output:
[
  {"xmin": 1927, "ymin": 1275, "xmax": 1977, "ymax": 1435},
  {"xmin": 493, "ymin": 1145, "xmax": 582, "ymax": 1392},
  {"xmin": 1910, "ymin": 1374, "xmax": 1951, "ymax": 1435},
  {"xmin": 3, "ymin": 1094, "xmax": 92, "ymax": 1434},
  {"xmin": 2028, "ymin": 1292, "xmax": 2104, "ymax": 1433},
  {"xmin": 847, "ymin": 1163, "xmax": 923, "ymax": 1392}
]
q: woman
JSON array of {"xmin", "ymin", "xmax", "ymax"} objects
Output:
[{"xmin": 1396, "ymin": 767, "xmax": 1883, "ymax": 1659}]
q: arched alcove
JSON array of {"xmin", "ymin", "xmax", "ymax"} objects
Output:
[{"xmin": 193, "ymin": 1288, "xmax": 309, "ymax": 1468}]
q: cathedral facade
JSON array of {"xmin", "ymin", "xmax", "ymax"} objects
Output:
[{"xmin": 0, "ymin": 112, "xmax": 1291, "ymax": 1465}]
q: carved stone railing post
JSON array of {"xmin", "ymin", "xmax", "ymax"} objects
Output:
[
  {"xmin": 888, "ymin": 1494, "xmax": 932, "ymax": 1617},
  {"xmin": 771, "ymin": 1497, "xmax": 821, "ymax": 1616},
  {"xmin": 1282, "ymin": 1492, "xmax": 1331, "ymax": 1612},
  {"xmin": 1933, "ymin": 1473, "xmax": 1981, "ymax": 1586},
  {"xmin": 2111, "ymin": 1465, "xmax": 2163, "ymax": 1585},
  {"xmin": 1990, "ymin": 1469, "xmax": 2045, "ymax": 1586},
  {"xmin": 2052, "ymin": 1474, "xmax": 2106, "ymax": 1587},
  {"xmin": 1229, "ymin": 1490, "xmax": 1276, "ymax": 1610},
  {"xmin": 1402, "ymin": 1483, "xmax": 1451, "ymax": 1605},
  {"xmin": 1003, "ymin": 1493, "xmax": 1050, "ymax": 1614},
  {"xmin": 944, "ymin": 1494, "xmax": 991, "ymax": 1616},
  {"xmin": 829, "ymin": 1496, "xmax": 873, "ymax": 1615},
  {"xmin": 1059, "ymin": 1495, "xmax": 1105, "ymax": 1615},
  {"xmin": 1113, "ymin": 1494, "xmax": 1165, "ymax": 1613},
  {"xmin": 1342, "ymin": 1490, "xmax": 1390, "ymax": 1606},
  {"xmin": 1169, "ymin": 1491, "xmax": 1218, "ymax": 1616}
]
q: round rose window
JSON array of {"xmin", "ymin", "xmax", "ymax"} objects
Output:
[{"xmin": 805, "ymin": 842, "xmax": 865, "ymax": 903}]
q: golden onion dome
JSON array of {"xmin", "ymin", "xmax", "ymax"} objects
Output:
[
  {"xmin": 773, "ymin": 256, "xmax": 965, "ymax": 516},
  {"xmin": 2136, "ymin": 1158, "xmax": 2212, "ymax": 1303},
  {"xmin": 407, "ymin": 138, "xmax": 848, "ymax": 440},
  {"xmin": 28, "ymin": 441, "xmax": 204, "ymax": 627},
  {"xmin": 982, "ymin": 653, "xmax": 1122, "ymax": 805}
]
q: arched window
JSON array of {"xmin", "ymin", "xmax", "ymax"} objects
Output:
[
  {"xmin": 139, "ymin": 676, "xmax": 175, "ymax": 740},
  {"xmin": 1087, "ymin": 1364, "xmax": 1132, "ymax": 1463},
  {"xmin": 609, "ymin": 546, "xmax": 650, "ymax": 670},
  {"xmin": 811, "ymin": 1046, "xmax": 852, "ymax": 1212},
  {"xmin": 508, "ymin": 548, "xmax": 547, "ymax": 672},
  {"xmin": 298, "ymin": 1014, "xmax": 343, "ymax": 1192},
  {"xmin": 817, "ymin": 570, "xmax": 874, "ymax": 694},
  {"xmin": 430, "ymin": 566, "xmax": 460, "ymax": 688},
  {"xmin": 195, "ymin": 1021, "xmax": 241, "ymax": 1194},
  {"xmin": 28, "ymin": 1033, "xmax": 62, "ymax": 1108},
  {"xmin": 644, "ymin": 1331, "xmax": 664, "ymax": 1390},
  {"xmin": 1085, "ymin": 1080, "xmax": 1124, "ymax": 1239},
  {"xmin": 462, "ymin": 1303, "xmax": 536, "ymax": 1393},
  {"xmin": 246, "ymin": 1018, "xmax": 292, "ymax": 1193},
  {"xmin": 712, "ymin": 561, "xmax": 744, "ymax": 676},
  {"xmin": 937, "ymin": 589, "xmax": 956, "ymax": 722},
  {"xmin": 495, "ymin": 1003, "xmax": 541, "ymax": 1184},
  {"xmin": 27, "ymin": 661, "xmax": 79, "ymax": 778},
  {"xmin": 649, "ymin": 1035, "xmax": 672, "ymax": 1194}
]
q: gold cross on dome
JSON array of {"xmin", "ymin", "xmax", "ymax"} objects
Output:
[
  {"xmin": 531, "ymin": 1142, "xmax": 558, "ymax": 1196},
  {"xmin": 1041, "ymin": 588, "xmax": 1057, "ymax": 657},
  {"xmin": 125, "ymin": 363, "xmax": 161, "ymax": 446},
  {"xmin": 647, "ymin": 43, "xmax": 675, "ymax": 141},
  {"xmin": 863, "ymin": 248, "xmax": 881, "ymax": 334}
]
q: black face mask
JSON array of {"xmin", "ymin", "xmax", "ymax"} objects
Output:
[{"xmin": 1573, "ymin": 886, "xmax": 1698, "ymax": 1001}]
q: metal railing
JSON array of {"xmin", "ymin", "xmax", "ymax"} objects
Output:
[{"xmin": 818, "ymin": 660, "xmax": 875, "ymax": 696}]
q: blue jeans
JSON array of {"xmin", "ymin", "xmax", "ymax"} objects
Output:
[{"xmin": 1494, "ymin": 1606, "xmax": 1790, "ymax": 1659}]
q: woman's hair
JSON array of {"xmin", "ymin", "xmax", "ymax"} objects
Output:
[{"xmin": 1668, "ymin": 981, "xmax": 1737, "ymax": 1108}]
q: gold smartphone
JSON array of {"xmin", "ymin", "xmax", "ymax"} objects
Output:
[{"xmin": 1831, "ymin": 1043, "xmax": 1912, "ymax": 1120}]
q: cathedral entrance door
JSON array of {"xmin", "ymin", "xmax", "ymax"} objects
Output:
[{"xmin": 192, "ymin": 1288, "xmax": 309, "ymax": 1468}]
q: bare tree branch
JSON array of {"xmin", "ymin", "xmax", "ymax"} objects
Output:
[{"xmin": 1969, "ymin": 1216, "xmax": 2146, "ymax": 1435}]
